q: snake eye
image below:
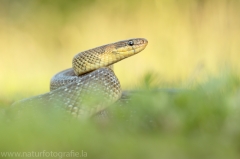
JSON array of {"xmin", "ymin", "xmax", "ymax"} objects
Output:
[{"xmin": 128, "ymin": 40, "xmax": 134, "ymax": 46}]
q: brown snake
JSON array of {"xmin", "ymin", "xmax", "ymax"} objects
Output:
[{"xmin": 12, "ymin": 38, "xmax": 148, "ymax": 118}]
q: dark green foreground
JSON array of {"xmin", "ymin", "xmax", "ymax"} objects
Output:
[{"xmin": 1, "ymin": 72, "xmax": 240, "ymax": 159}]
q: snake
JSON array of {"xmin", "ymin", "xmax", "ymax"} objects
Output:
[{"xmin": 12, "ymin": 38, "xmax": 148, "ymax": 118}]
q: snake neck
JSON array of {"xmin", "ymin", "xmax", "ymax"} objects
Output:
[{"xmin": 72, "ymin": 38, "xmax": 148, "ymax": 76}]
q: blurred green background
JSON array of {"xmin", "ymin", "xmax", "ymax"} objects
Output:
[{"xmin": 1, "ymin": 0, "xmax": 240, "ymax": 101}]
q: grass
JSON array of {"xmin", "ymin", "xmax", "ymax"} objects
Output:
[{"xmin": 1, "ymin": 71, "xmax": 240, "ymax": 159}]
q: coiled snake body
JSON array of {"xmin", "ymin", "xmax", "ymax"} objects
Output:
[{"xmin": 12, "ymin": 38, "xmax": 148, "ymax": 117}]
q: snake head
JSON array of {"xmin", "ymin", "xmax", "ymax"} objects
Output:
[{"xmin": 112, "ymin": 38, "xmax": 148, "ymax": 55}]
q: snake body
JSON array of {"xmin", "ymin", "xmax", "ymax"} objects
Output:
[{"xmin": 12, "ymin": 38, "xmax": 148, "ymax": 117}]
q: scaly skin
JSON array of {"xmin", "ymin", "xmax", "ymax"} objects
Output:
[
  {"xmin": 72, "ymin": 38, "xmax": 148, "ymax": 75},
  {"xmin": 12, "ymin": 38, "xmax": 148, "ymax": 118}
]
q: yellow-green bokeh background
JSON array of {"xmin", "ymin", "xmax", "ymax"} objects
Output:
[{"xmin": 1, "ymin": 0, "xmax": 240, "ymax": 101}]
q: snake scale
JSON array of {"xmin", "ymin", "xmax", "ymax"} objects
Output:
[{"xmin": 12, "ymin": 38, "xmax": 148, "ymax": 118}]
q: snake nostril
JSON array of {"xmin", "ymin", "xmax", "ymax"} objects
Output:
[{"xmin": 143, "ymin": 39, "xmax": 148, "ymax": 44}]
